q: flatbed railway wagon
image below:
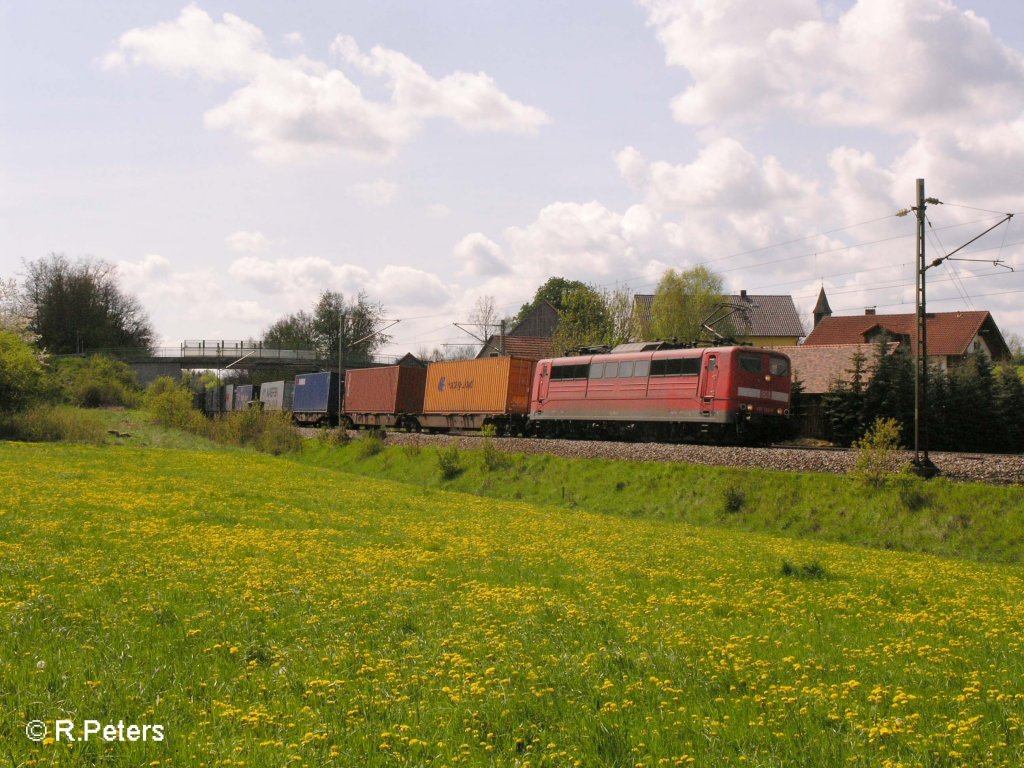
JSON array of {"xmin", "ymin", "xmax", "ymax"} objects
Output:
[
  {"xmin": 421, "ymin": 356, "xmax": 535, "ymax": 433},
  {"xmin": 343, "ymin": 365, "xmax": 428, "ymax": 430},
  {"xmin": 530, "ymin": 345, "xmax": 791, "ymax": 442}
]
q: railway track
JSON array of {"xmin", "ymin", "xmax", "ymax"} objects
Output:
[{"xmin": 304, "ymin": 428, "xmax": 1024, "ymax": 486}]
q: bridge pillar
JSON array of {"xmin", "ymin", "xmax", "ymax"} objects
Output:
[{"xmin": 130, "ymin": 361, "xmax": 183, "ymax": 388}]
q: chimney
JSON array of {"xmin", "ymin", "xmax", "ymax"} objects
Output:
[
  {"xmin": 740, "ymin": 289, "xmax": 748, "ymax": 300},
  {"xmin": 865, "ymin": 307, "xmax": 876, "ymax": 315}
]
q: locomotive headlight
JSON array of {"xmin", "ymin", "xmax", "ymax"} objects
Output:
[{"xmin": 765, "ymin": 375, "xmax": 771, "ymax": 382}]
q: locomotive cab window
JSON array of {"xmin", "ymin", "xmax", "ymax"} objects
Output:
[
  {"xmin": 769, "ymin": 357, "xmax": 790, "ymax": 376},
  {"xmin": 739, "ymin": 354, "xmax": 763, "ymax": 374}
]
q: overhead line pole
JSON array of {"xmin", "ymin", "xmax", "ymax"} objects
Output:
[{"xmin": 912, "ymin": 179, "xmax": 939, "ymax": 477}]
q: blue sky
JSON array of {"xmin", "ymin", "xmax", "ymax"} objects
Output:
[{"xmin": 3, "ymin": 1, "xmax": 1023, "ymax": 355}]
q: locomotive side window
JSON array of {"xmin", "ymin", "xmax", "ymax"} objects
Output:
[
  {"xmin": 739, "ymin": 354, "xmax": 763, "ymax": 373},
  {"xmin": 650, "ymin": 357, "xmax": 699, "ymax": 376},
  {"xmin": 552, "ymin": 363, "xmax": 590, "ymax": 380},
  {"xmin": 769, "ymin": 357, "xmax": 790, "ymax": 376},
  {"xmin": 589, "ymin": 363, "xmax": 604, "ymax": 379},
  {"xmin": 617, "ymin": 361, "xmax": 634, "ymax": 378},
  {"xmin": 634, "ymin": 360, "xmax": 650, "ymax": 377}
]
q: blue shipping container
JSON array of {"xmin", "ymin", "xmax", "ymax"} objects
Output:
[{"xmin": 292, "ymin": 372, "xmax": 339, "ymax": 425}]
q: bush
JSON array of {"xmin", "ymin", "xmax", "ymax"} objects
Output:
[
  {"xmin": 146, "ymin": 376, "xmax": 204, "ymax": 432},
  {"xmin": 55, "ymin": 355, "xmax": 140, "ymax": 408},
  {"xmin": 0, "ymin": 330, "xmax": 45, "ymax": 414},
  {"xmin": 781, "ymin": 560, "xmax": 829, "ymax": 580},
  {"xmin": 256, "ymin": 411, "xmax": 304, "ymax": 455},
  {"xmin": 208, "ymin": 409, "xmax": 303, "ymax": 455},
  {"xmin": 481, "ymin": 437, "xmax": 509, "ymax": 472},
  {"xmin": 318, "ymin": 427, "xmax": 350, "ymax": 447},
  {"xmin": 2, "ymin": 404, "xmax": 105, "ymax": 445},
  {"xmin": 851, "ymin": 417, "xmax": 904, "ymax": 487},
  {"xmin": 437, "ymin": 443, "xmax": 463, "ymax": 480},
  {"xmin": 354, "ymin": 430, "xmax": 385, "ymax": 459},
  {"xmin": 722, "ymin": 486, "xmax": 745, "ymax": 514}
]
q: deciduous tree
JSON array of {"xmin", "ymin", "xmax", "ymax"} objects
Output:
[
  {"xmin": 650, "ymin": 266, "xmax": 732, "ymax": 343},
  {"xmin": 22, "ymin": 254, "xmax": 154, "ymax": 353}
]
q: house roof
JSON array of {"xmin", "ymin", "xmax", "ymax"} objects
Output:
[
  {"xmin": 802, "ymin": 310, "xmax": 1010, "ymax": 359},
  {"xmin": 509, "ymin": 300, "xmax": 560, "ymax": 338},
  {"xmin": 633, "ymin": 293, "xmax": 805, "ymax": 338},
  {"xmin": 476, "ymin": 335, "xmax": 553, "ymax": 361},
  {"xmin": 767, "ymin": 343, "xmax": 897, "ymax": 394}
]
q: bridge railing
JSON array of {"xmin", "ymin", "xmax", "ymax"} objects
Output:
[{"xmin": 180, "ymin": 341, "xmax": 320, "ymax": 361}]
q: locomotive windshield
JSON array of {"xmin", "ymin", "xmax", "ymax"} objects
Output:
[{"xmin": 769, "ymin": 356, "xmax": 791, "ymax": 376}]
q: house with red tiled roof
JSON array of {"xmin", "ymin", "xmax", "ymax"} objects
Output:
[
  {"xmin": 802, "ymin": 288, "xmax": 1010, "ymax": 370},
  {"xmin": 631, "ymin": 291, "xmax": 805, "ymax": 346},
  {"xmin": 766, "ymin": 342, "xmax": 899, "ymax": 438},
  {"xmin": 477, "ymin": 301, "xmax": 558, "ymax": 361}
]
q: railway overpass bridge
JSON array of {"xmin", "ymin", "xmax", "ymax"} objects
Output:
[{"xmin": 80, "ymin": 341, "xmax": 401, "ymax": 387}]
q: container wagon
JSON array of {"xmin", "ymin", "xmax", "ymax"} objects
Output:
[
  {"xmin": 258, "ymin": 380, "xmax": 295, "ymax": 412},
  {"xmin": 292, "ymin": 371, "xmax": 339, "ymax": 426},
  {"xmin": 203, "ymin": 387, "xmax": 222, "ymax": 416},
  {"xmin": 233, "ymin": 384, "xmax": 257, "ymax": 411},
  {"xmin": 343, "ymin": 365, "xmax": 427, "ymax": 430},
  {"xmin": 221, "ymin": 384, "xmax": 234, "ymax": 413},
  {"xmin": 421, "ymin": 357, "xmax": 535, "ymax": 434}
]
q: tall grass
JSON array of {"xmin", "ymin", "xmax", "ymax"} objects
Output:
[
  {"xmin": 144, "ymin": 376, "xmax": 302, "ymax": 455},
  {"xmin": 0, "ymin": 404, "xmax": 106, "ymax": 444}
]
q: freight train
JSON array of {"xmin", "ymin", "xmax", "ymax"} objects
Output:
[{"xmin": 202, "ymin": 342, "xmax": 793, "ymax": 444}]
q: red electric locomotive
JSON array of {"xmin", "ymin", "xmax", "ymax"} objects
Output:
[{"xmin": 529, "ymin": 343, "xmax": 792, "ymax": 442}]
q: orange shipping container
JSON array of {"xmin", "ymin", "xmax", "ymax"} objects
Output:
[{"xmin": 423, "ymin": 357, "xmax": 535, "ymax": 415}]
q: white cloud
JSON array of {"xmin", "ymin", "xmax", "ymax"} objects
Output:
[
  {"xmin": 424, "ymin": 203, "xmax": 452, "ymax": 218},
  {"xmin": 105, "ymin": 5, "xmax": 548, "ymax": 162},
  {"xmin": 228, "ymin": 255, "xmax": 370, "ymax": 295},
  {"xmin": 226, "ymin": 230, "xmax": 275, "ymax": 253},
  {"xmin": 454, "ymin": 233, "xmax": 509, "ymax": 277},
  {"xmin": 367, "ymin": 265, "xmax": 453, "ymax": 307},
  {"xmin": 347, "ymin": 179, "xmax": 399, "ymax": 206},
  {"xmin": 641, "ymin": 0, "xmax": 1024, "ymax": 131},
  {"xmin": 331, "ymin": 35, "xmax": 549, "ymax": 134},
  {"xmin": 227, "ymin": 255, "xmax": 453, "ymax": 309}
]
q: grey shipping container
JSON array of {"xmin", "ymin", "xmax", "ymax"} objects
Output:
[
  {"xmin": 259, "ymin": 380, "xmax": 295, "ymax": 411},
  {"xmin": 233, "ymin": 384, "xmax": 255, "ymax": 411}
]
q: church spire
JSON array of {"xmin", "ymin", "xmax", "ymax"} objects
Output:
[{"xmin": 813, "ymin": 286, "xmax": 832, "ymax": 327}]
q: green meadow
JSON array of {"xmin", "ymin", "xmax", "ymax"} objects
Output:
[{"xmin": 1, "ymin": 438, "xmax": 1022, "ymax": 767}]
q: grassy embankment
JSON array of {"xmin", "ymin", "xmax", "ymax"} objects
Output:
[
  {"xmin": 1, "ymin": 440, "xmax": 1022, "ymax": 767},
  {"xmin": 298, "ymin": 436, "xmax": 1024, "ymax": 566}
]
